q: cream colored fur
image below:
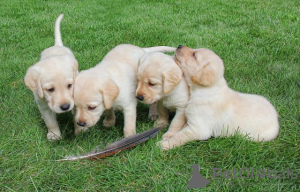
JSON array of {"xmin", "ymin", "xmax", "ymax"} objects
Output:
[
  {"xmin": 24, "ymin": 14, "xmax": 78, "ymax": 140},
  {"xmin": 160, "ymin": 45, "xmax": 279, "ymax": 150},
  {"xmin": 136, "ymin": 52, "xmax": 189, "ymax": 140},
  {"xmin": 74, "ymin": 44, "xmax": 176, "ymax": 137}
]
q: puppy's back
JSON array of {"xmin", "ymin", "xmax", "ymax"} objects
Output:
[
  {"xmin": 101, "ymin": 44, "xmax": 145, "ymax": 68},
  {"xmin": 41, "ymin": 46, "xmax": 75, "ymax": 60}
]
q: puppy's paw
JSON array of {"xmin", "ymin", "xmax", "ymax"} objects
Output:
[
  {"xmin": 47, "ymin": 132, "xmax": 61, "ymax": 140},
  {"xmin": 148, "ymin": 113, "xmax": 158, "ymax": 121},
  {"xmin": 162, "ymin": 131, "xmax": 176, "ymax": 140},
  {"xmin": 158, "ymin": 140, "xmax": 172, "ymax": 150},
  {"xmin": 124, "ymin": 130, "xmax": 136, "ymax": 138},
  {"xmin": 103, "ymin": 117, "xmax": 115, "ymax": 127},
  {"xmin": 154, "ymin": 119, "xmax": 169, "ymax": 128}
]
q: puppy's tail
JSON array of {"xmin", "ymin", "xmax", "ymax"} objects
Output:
[
  {"xmin": 143, "ymin": 46, "xmax": 176, "ymax": 53},
  {"xmin": 54, "ymin": 14, "xmax": 64, "ymax": 46}
]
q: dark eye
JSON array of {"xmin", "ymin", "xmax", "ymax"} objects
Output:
[
  {"xmin": 148, "ymin": 82, "xmax": 156, "ymax": 86},
  {"xmin": 88, "ymin": 106, "xmax": 96, "ymax": 111},
  {"xmin": 47, "ymin": 88, "xmax": 55, "ymax": 93},
  {"xmin": 68, "ymin": 84, "xmax": 72, "ymax": 89},
  {"xmin": 192, "ymin": 52, "xmax": 196, "ymax": 57}
]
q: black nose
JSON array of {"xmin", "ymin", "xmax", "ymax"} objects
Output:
[
  {"xmin": 136, "ymin": 95, "xmax": 144, "ymax": 101},
  {"xmin": 60, "ymin": 104, "xmax": 70, "ymax": 111},
  {"xmin": 77, "ymin": 121, "xmax": 86, "ymax": 127},
  {"xmin": 177, "ymin": 45, "xmax": 183, "ymax": 49}
]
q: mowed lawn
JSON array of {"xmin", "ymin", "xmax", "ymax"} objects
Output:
[{"xmin": 0, "ymin": 0, "xmax": 299, "ymax": 191}]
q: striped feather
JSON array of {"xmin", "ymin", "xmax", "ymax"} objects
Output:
[{"xmin": 56, "ymin": 127, "xmax": 163, "ymax": 161}]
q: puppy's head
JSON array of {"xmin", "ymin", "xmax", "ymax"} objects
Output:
[
  {"xmin": 136, "ymin": 52, "xmax": 182, "ymax": 104},
  {"xmin": 24, "ymin": 55, "xmax": 78, "ymax": 113},
  {"xmin": 175, "ymin": 45, "xmax": 224, "ymax": 87},
  {"xmin": 74, "ymin": 71, "xmax": 119, "ymax": 130}
]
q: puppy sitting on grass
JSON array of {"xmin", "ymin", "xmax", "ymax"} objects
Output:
[
  {"xmin": 24, "ymin": 14, "xmax": 78, "ymax": 140},
  {"xmin": 74, "ymin": 44, "xmax": 175, "ymax": 137},
  {"xmin": 136, "ymin": 52, "xmax": 189, "ymax": 140},
  {"xmin": 160, "ymin": 45, "xmax": 279, "ymax": 150}
]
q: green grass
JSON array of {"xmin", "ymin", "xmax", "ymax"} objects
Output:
[{"xmin": 1, "ymin": 0, "xmax": 299, "ymax": 191}]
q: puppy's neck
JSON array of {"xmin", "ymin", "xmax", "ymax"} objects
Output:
[{"xmin": 190, "ymin": 78, "xmax": 228, "ymax": 98}]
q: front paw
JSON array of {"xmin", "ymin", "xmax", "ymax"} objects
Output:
[
  {"xmin": 47, "ymin": 131, "xmax": 61, "ymax": 140},
  {"xmin": 148, "ymin": 113, "xmax": 158, "ymax": 121},
  {"xmin": 124, "ymin": 129, "xmax": 136, "ymax": 138},
  {"xmin": 158, "ymin": 139, "xmax": 172, "ymax": 150},
  {"xmin": 154, "ymin": 119, "xmax": 169, "ymax": 128},
  {"xmin": 103, "ymin": 117, "xmax": 116, "ymax": 127},
  {"xmin": 162, "ymin": 131, "xmax": 176, "ymax": 140}
]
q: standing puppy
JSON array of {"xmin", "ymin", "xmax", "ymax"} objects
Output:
[
  {"xmin": 160, "ymin": 45, "xmax": 279, "ymax": 150},
  {"xmin": 136, "ymin": 52, "xmax": 189, "ymax": 140},
  {"xmin": 74, "ymin": 44, "xmax": 175, "ymax": 137},
  {"xmin": 25, "ymin": 14, "xmax": 78, "ymax": 140}
]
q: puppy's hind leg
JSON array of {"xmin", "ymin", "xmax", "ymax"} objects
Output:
[
  {"xmin": 37, "ymin": 102, "xmax": 61, "ymax": 140},
  {"xmin": 103, "ymin": 108, "xmax": 116, "ymax": 127},
  {"xmin": 123, "ymin": 104, "xmax": 137, "ymax": 137}
]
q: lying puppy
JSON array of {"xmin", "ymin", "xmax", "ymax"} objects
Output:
[
  {"xmin": 24, "ymin": 14, "xmax": 78, "ymax": 140},
  {"xmin": 136, "ymin": 52, "xmax": 189, "ymax": 140},
  {"xmin": 74, "ymin": 44, "xmax": 175, "ymax": 137},
  {"xmin": 160, "ymin": 45, "xmax": 279, "ymax": 149}
]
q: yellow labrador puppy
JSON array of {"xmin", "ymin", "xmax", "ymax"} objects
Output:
[
  {"xmin": 24, "ymin": 14, "xmax": 78, "ymax": 140},
  {"xmin": 160, "ymin": 45, "xmax": 279, "ymax": 150},
  {"xmin": 74, "ymin": 44, "xmax": 175, "ymax": 137},
  {"xmin": 136, "ymin": 52, "xmax": 189, "ymax": 140}
]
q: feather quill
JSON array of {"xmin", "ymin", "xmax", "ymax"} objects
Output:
[{"xmin": 56, "ymin": 126, "xmax": 164, "ymax": 161}]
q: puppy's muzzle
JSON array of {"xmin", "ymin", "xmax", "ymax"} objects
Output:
[
  {"xmin": 60, "ymin": 104, "xmax": 71, "ymax": 111},
  {"xmin": 136, "ymin": 95, "xmax": 144, "ymax": 101},
  {"xmin": 177, "ymin": 45, "xmax": 183, "ymax": 49},
  {"xmin": 77, "ymin": 121, "xmax": 86, "ymax": 127}
]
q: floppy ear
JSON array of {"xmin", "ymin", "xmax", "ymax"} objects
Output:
[
  {"xmin": 99, "ymin": 79, "xmax": 119, "ymax": 109},
  {"xmin": 163, "ymin": 67, "xmax": 182, "ymax": 94},
  {"xmin": 24, "ymin": 66, "xmax": 44, "ymax": 98},
  {"xmin": 137, "ymin": 57, "xmax": 143, "ymax": 74},
  {"xmin": 72, "ymin": 59, "xmax": 79, "ymax": 79},
  {"xmin": 191, "ymin": 62, "xmax": 215, "ymax": 86}
]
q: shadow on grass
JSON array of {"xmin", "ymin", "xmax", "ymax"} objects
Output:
[{"xmin": 55, "ymin": 102, "xmax": 158, "ymax": 142}]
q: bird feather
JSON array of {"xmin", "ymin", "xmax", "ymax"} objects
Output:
[{"xmin": 56, "ymin": 126, "xmax": 163, "ymax": 161}]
